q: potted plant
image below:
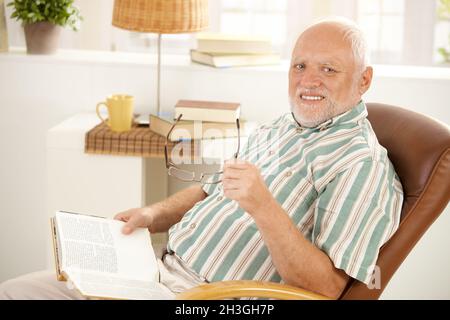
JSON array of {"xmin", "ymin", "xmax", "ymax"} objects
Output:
[
  {"xmin": 437, "ymin": 0, "xmax": 450, "ymax": 64},
  {"xmin": 1, "ymin": 0, "xmax": 9, "ymax": 52},
  {"xmin": 7, "ymin": 0, "xmax": 82, "ymax": 54}
]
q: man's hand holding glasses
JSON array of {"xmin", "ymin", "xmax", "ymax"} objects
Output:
[{"xmin": 164, "ymin": 114, "xmax": 241, "ymax": 184}]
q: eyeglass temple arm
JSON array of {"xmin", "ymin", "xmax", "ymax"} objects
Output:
[
  {"xmin": 234, "ymin": 118, "xmax": 240, "ymax": 158},
  {"xmin": 165, "ymin": 114, "xmax": 183, "ymax": 169},
  {"xmin": 164, "ymin": 147, "xmax": 170, "ymax": 169},
  {"xmin": 167, "ymin": 114, "xmax": 183, "ymax": 139}
]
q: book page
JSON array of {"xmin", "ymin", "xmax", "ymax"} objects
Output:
[
  {"xmin": 108, "ymin": 218, "xmax": 159, "ymax": 282},
  {"xmin": 55, "ymin": 211, "xmax": 158, "ymax": 283},
  {"xmin": 64, "ymin": 269, "xmax": 174, "ymax": 300}
]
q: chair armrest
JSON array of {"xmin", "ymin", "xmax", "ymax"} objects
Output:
[{"xmin": 176, "ymin": 280, "xmax": 331, "ymax": 300}]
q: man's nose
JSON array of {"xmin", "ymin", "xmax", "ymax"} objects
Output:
[{"xmin": 299, "ymin": 69, "xmax": 321, "ymax": 88}]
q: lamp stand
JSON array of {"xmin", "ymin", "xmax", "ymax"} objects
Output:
[{"xmin": 156, "ymin": 33, "xmax": 161, "ymax": 117}]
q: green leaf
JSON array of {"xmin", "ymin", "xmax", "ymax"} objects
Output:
[
  {"xmin": 438, "ymin": 47, "xmax": 450, "ymax": 63},
  {"xmin": 438, "ymin": 0, "xmax": 450, "ymax": 20},
  {"xmin": 6, "ymin": 0, "xmax": 83, "ymax": 30}
]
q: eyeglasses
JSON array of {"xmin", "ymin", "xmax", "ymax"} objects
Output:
[{"xmin": 164, "ymin": 114, "xmax": 240, "ymax": 184}]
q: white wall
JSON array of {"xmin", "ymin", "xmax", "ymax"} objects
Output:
[{"xmin": 0, "ymin": 49, "xmax": 449, "ymax": 299}]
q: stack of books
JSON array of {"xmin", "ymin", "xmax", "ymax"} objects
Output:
[
  {"xmin": 149, "ymin": 99, "xmax": 256, "ymax": 141},
  {"xmin": 190, "ymin": 33, "xmax": 280, "ymax": 68}
]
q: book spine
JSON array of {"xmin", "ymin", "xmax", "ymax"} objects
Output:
[{"xmin": 174, "ymin": 108, "xmax": 238, "ymax": 123}]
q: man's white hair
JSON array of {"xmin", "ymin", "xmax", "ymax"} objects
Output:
[{"xmin": 311, "ymin": 16, "xmax": 370, "ymax": 70}]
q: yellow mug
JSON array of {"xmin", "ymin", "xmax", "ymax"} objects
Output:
[{"xmin": 96, "ymin": 94, "xmax": 134, "ymax": 132}]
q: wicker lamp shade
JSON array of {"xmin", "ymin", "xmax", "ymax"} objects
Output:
[{"xmin": 112, "ymin": 0, "xmax": 209, "ymax": 34}]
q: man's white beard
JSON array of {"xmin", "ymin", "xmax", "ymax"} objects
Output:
[
  {"xmin": 289, "ymin": 96, "xmax": 340, "ymax": 128},
  {"xmin": 289, "ymin": 87, "xmax": 360, "ymax": 128}
]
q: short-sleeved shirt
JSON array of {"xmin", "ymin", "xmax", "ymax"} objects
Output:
[{"xmin": 167, "ymin": 101, "xmax": 403, "ymax": 285}]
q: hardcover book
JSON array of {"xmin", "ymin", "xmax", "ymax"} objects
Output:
[
  {"xmin": 174, "ymin": 99, "xmax": 240, "ymax": 123},
  {"xmin": 190, "ymin": 50, "xmax": 280, "ymax": 68},
  {"xmin": 150, "ymin": 114, "xmax": 256, "ymax": 141},
  {"xmin": 196, "ymin": 33, "xmax": 273, "ymax": 54},
  {"xmin": 51, "ymin": 211, "xmax": 172, "ymax": 300}
]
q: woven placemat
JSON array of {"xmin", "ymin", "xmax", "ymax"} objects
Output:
[{"xmin": 85, "ymin": 122, "xmax": 198, "ymax": 158}]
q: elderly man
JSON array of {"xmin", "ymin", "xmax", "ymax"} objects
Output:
[{"xmin": 0, "ymin": 18, "xmax": 403, "ymax": 300}]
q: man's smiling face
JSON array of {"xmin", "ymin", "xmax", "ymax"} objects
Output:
[{"xmin": 289, "ymin": 23, "xmax": 366, "ymax": 128}]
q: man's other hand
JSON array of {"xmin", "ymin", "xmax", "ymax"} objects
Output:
[
  {"xmin": 222, "ymin": 159, "xmax": 275, "ymax": 215},
  {"xmin": 114, "ymin": 207, "xmax": 154, "ymax": 235}
]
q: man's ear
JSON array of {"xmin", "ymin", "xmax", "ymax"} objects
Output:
[{"xmin": 359, "ymin": 66, "xmax": 373, "ymax": 95}]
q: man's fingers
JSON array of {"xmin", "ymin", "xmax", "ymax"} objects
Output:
[
  {"xmin": 222, "ymin": 178, "xmax": 240, "ymax": 190},
  {"xmin": 223, "ymin": 167, "xmax": 245, "ymax": 180},
  {"xmin": 121, "ymin": 214, "xmax": 142, "ymax": 235},
  {"xmin": 114, "ymin": 211, "xmax": 130, "ymax": 222},
  {"xmin": 224, "ymin": 163, "xmax": 248, "ymax": 170},
  {"xmin": 223, "ymin": 161, "xmax": 253, "ymax": 177},
  {"xmin": 224, "ymin": 159, "xmax": 250, "ymax": 170},
  {"xmin": 223, "ymin": 188, "xmax": 240, "ymax": 200}
]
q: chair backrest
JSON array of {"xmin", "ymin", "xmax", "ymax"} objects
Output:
[{"xmin": 340, "ymin": 103, "xmax": 450, "ymax": 299}]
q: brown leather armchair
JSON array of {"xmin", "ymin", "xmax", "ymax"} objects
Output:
[{"xmin": 177, "ymin": 103, "xmax": 450, "ymax": 300}]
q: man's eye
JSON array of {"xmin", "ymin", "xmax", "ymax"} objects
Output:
[
  {"xmin": 294, "ymin": 64, "xmax": 305, "ymax": 71},
  {"xmin": 323, "ymin": 67, "xmax": 336, "ymax": 73}
]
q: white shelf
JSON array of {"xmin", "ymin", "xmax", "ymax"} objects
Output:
[{"xmin": 3, "ymin": 47, "xmax": 449, "ymax": 80}]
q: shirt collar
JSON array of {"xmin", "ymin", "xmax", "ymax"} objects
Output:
[{"xmin": 289, "ymin": 100, "xmax": 368, "ymax": 132}]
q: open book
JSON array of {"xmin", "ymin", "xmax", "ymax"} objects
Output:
[{"xmin": 50, "ymin": 211, "xmax": 173, "ymax": 300}]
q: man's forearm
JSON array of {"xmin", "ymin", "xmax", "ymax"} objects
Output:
[
  {"xmin": 249, "ymin": 198, "xmax": 349, "ymax": 299},
  {"xmin": 147, "ymin": 184, "xmax": 207, "ymax": 233}
]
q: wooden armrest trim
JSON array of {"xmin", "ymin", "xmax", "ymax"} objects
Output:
[{"xmin": 176, "ymin": 280, "xmax": 331, "ymax": 300}]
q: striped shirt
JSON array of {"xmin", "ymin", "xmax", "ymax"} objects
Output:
[{"xmin": 167, "ymin": 101, "xmax": 403, "ymax": 285}]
